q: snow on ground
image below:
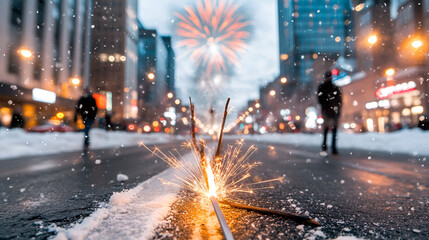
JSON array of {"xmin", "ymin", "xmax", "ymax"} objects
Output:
[
  {"xmin": 52, "ymin": 167, "xmax": 179, "ymax": 240},
  {"xmin": 0, "ymin": 128, "xmax": 175, "ymax": 160},
  {"xmin": 238, "ymin": 128, "xmax": 429, "ymax": 156}
]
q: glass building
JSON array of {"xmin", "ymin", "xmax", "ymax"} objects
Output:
[{"xmin": 278, "ymin": 0, "xmax": 354, "ymax": 85}]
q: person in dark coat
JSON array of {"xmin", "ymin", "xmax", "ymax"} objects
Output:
[
  {"xmin": 74, "ymin": 88, "xmax": 98, "ymax": 149},
  {"xmin": 317, "ymin": 71, "xmax": 342, "ymax": 155},
  {"xmin": 10, "ymin": 109, "xmax": 25, "ymax": 129}
]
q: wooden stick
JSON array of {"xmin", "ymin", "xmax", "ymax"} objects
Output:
[
  {"xmin": 189, "ymin": 97, "xmax": 198, "ymax": 151},
  {"xmin": 214, "ymin": 98, "xmax": 230, "ymax": 166},
  {"xmin": 219, "ymin": 200, "xmax": 321, "ymax": 227},
  {"xmin": 199, "ymin": 139, "xmax": 210, "ymax": 190}
]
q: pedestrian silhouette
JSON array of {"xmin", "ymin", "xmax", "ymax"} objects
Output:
[
  {"xmin": 74, "ymin": 88, "xmax": 98, "ymax": 150},
  {"xmin": 317, "ymin": 71, "xmax": 342, "ymax": 155},
  {"xmin": 10, "ymin": 108, "xmax": 25, "ymax": 129}
]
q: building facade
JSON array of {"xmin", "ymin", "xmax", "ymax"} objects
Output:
[
  {"xmin": 0, "ymin": 0, "xmax": 88, "ymax": 128},
  {"xmin": 91, "ymin": 0, "xmax": 139, "ymax": 122}
]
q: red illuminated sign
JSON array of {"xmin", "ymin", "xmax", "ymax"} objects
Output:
[
  {"xmin": 93, "ymin": 93, "xmax": 107, "ymax": 109},
  {"xmin": 331, "ymin": 68, "xmax": 339, "ymax": 76},
  {"xmin": 375, "ymin": 81, "xmax": 417, "ymax": 99}
]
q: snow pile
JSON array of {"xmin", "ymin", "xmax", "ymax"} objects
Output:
[
  {"xmin": 0, "ymin": 128, "xmax": 174, "ymax": 160},
  {"xmin": 53, "ymin": 168, "xmax": 179, "ymax": 240},
  {"xmin": 239, "ymin": 128, "xmax": 429, "ymax": 156}
]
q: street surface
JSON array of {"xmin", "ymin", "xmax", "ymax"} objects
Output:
[{"xmin": 1, "ymin": 137, "xmax": 428, "ymax": 239}]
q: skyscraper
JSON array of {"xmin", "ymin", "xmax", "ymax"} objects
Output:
[
  {"xmin": 278, "ymin": 0, "xmax": 354, "ymax": 86},
  {"xmin": 91, "ymin": 0, "xmax": 139, "ymax": 121}
]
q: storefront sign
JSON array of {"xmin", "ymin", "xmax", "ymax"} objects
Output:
[
  {"xmin": 32, "ymin": 88, "xmax": 56, "ymax": 104},
  {"xmin": 375, "ymin": 81, "xmax": 417, "ymax": 99}
]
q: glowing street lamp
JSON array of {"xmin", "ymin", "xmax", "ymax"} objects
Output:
[
  {"xmin": 18, "ymin": 48, "xmax": 32, "ymax": 58},
  {"xmin": 280, "ymin": 77, "xmax": 287, "ymax": 84},
  {"xmin": 269, "ymin": 90, "xmax": 276, "ymax": 96},
  {"xmin": 385, "ymin": 68, "xmax": 395, "ymax": 76},
  {"xmin": 147, "ymin": 73, "xmax": 155, "ymax": 80},
  {"xmin": 167, "ymin": 92, "xmax": 174, "ymax": 99},
  {"xmin": 248, "ymin": 107, "xmax": 253, "ymax": 112},
  {"xmin": 70, "ymin": 77, "xmax": 81, "ymax": 86},
  {"xmin": 255, "ymin": 102, "xmax": 260, "ymax": 108},
  {"xmin": 411, "ymin": 40, "xmax": 423, "ymax": 49},
  {"xmin": 367, "ymin": 34, "xmax": 377, "ymax": 45},
  {"xmin": 175, "ymin": 99, "xmax": 181, "ymax": 105}
]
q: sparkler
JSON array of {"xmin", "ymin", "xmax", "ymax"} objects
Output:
[
  {"xmin": 175, "ymin": 0, "xmax": 250, "ymax": 74},
  {"xmin": 144, "ymin": 98, "xmax": 320, "ymax": 238}
]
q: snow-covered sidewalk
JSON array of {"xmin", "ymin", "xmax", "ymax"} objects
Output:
[
  {"xmin": 52, "ymin": 168, "xmax": 179, "ymax": 240},
  {"xmin": 0, "ymin": 128, "xmax": 175, "ymax": 160},
  {"xmin": 238, "ymin": 128, "xmax": 429, "ymax": 156}
]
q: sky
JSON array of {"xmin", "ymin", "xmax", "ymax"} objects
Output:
[{"xmin": 138, "ymin": 0, "xmax": 279, "ymax": 113}]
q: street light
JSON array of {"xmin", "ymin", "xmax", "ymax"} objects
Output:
[
  {"xmin": 167, "ymin": 92, "xmax": 174, "ymax": 99},
  {"xmin": 269, "ymin": 90, "xmax": 276, "ymax": 96},
  {"xmin": 385, "ymin": 68, "xmax": 395, "ymax": 76},
  {"xmin": 280, "ymin": 77, "xmax": 287, "ymax": 84},
  {"xmin": 248, "ymin": 107, "xmax": 253, "ymax": 112},
  {"xmin": 411, "ymin": 40, "xmax": 423, "ymax": 49},
  {"xmin": 147, "ymin": 73, "xmax": 155, "ymax": 80},
  {"xmin": 18, "ymin": 48, "xmax": 32, "ymax": 58},
  {"xmin": 255, "ymin": 102, "xmax": 260, "ymax": 108},
  {"xmin": 367, "ymin": 34, "xmax": 377, "ymax": 45},
  {"xmin": 175, "ymin": 99, "xmax": 181, "ymax": 105},
  {"xmin": 70, "ymin": 77, "xmax": 81, "ymax": 86}
]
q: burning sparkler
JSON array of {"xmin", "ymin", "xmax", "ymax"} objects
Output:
[
  {"xmin": 144, "ymin": 98, "xmax": 320, "ymax": 238},
  {"xmin": 175, "ymin": 0, "xmax": 250, "ymax": 74}
]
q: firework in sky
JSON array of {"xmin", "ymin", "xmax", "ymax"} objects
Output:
[{"xmin": 175, "ymin": 0, "xmax": 250, "ymax": 74}]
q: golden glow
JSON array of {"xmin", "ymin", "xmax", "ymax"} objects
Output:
[
  {"xmin": 152, "ymin": 121, "xmax": 159, "ymax": 127},
  {"xmin": 355, "ymin": 3, "xmax": 364, "ymax": 12},
  {"xmin": 147, "ymin": 73, "xmax": 155, "ymax": 80},
  {"xmin": 167, "ymin": 92, "xmax": 174, "ymax": 99},
  {"xmin": 280, "ymin": 54, "xmax": 289, "ymax": 60},
  {"xmin": 335, "ymin": 36, "xmax": 341, "ymax": 42},
  {"xmin": 255, "ymin": 103, "xmax": 260, "ymax": 108},
  {"xmin": 312, "ymin": 53, "xmax": 318, "ymax": 59},
  {"xmin": 280, "ymin": 77, "xmax": 287, "ymax": 84},
  {"xmin": 181, "ymin": 107, "xmax": 187, "ymax": 112},
  {"xmin": 18, "ymin": 49, "xmax": 32, "ymax": 58},
  {"xmin": 56, "ymin": 112, "xmax": 64, "ymax": 119},
  {"xmin": 206, "ymin": 163, "xmax": 217, "ymax": 197},
  {"xmin": 385, "ymin": 68, "xmax": 395, "ymax": 76},
  {"xmin": 248, "ymin": 107, "xmax": 253, "ymax": 112},
  {"xmin": 269, "ymin": 90, "xmax": 276, "ymax": 96},
  {"xmin": 411, "ymin": 40, "xmax": 423, "ymax": 49},
  {"xmin": 368, "ymin": 35, "xmax": 377, "ymax": 45},
  {"xmin": 175, "ymin": 99, "xmax": 181, "ymax": 105},
  {"xmin": 70, "ymin": 77, "xmax": 80, "ymax": 86},
  {"xmin": 411, "ymin": 106, "xmax": 424, "ymax": 114},
  {"xmin": 295, "ymin": 115, "xmax": 301, "ymax": 121}
]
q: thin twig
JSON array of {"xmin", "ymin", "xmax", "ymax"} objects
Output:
[
  {"xmin": 214, "ymin": 98, "xmax": 230, "ymax": 166},
  {"xmin": 199, "ymin": 139, "xmax": 210, "ymax": 189},
  {"xmin": 220, "ymin": 200, "xmax": 321, "ymax": 227},
  {"xmin": 189, "ymin": 97, "xmax": 198, "ymax": 151}
]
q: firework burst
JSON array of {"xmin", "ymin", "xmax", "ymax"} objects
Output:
[{"xmin": 175, "ymin": 0, "xmax": 250, "ymax": 74}]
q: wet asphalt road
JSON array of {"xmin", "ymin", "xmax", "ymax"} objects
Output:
[
  {"xmin": 1, "ymin": 137, "xmax": 428, "ymax": 239},
  {"xmin": 0, "ymin": 142, "xmax": 184, "ymax": 239},
  {"xmin": 155, "ymin": 139, "xmax": 429, "ymax": 239}
]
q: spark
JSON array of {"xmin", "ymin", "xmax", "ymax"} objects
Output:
[
  {"xmin": 144, "ymin": 139, "xmax": 282, "ymax": 200},
  {"xmin": 175, "ymin": 0, "xmax": 250, "ymax": 74}
]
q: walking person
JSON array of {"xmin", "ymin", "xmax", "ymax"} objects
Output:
[
  {"xmin": 317, "ymin": 71, "xmax": 342, "ymax": 156},
  {"xmin": 74, "ymin": 88, "xmax": 98, "ymax": 150}
]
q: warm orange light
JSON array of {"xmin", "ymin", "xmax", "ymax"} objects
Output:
[
  {"xmin": 279, "ymin": 122, "xmax": 285, "ymax": 130},
  {"xmin": 164, "ymin": 128, "xmax": 170, "ymax": 133},
  {"xmin": 56, "ymin": 112, "xmax": 64, "ymax": 119},
  {"xmin": 248, "ymin": 107, "xmax": 253, "ymax": 112},
  {"xmin": 175, "ymin": 99, "xmax": 181, "ymax": 105},
  {"xmin": 280, "ymin": 77, "xmax": 287, "ymax": 84},
  {"xmin": 368, "ymin": 35, "xmax": 377, "ymax": 45},
  {"xmin": 143, "ymin": 125, "xmax": 151, "ymax": 132},
  {"xmin": 255, "ymin": 103, "xmax": 260, "ymax": 108},
  {"xmin": 18, "ymin": 49, "xmax": 32, "ymax": 58},
  {"xmin": 181, "ymin": 107, "xmax": 187, "ymax": 112},
  {"xmin": 295, "ymin": 115, "xmax": 301, "ymax": 121},
  {"xmin": 269, "ymin": 90, "xmax": 276, "ymax": 96},
  {"xmin": 152, "ymin": 121, "xmax": 159, "ymax": 127},
  {"xmin": 411, "ymin": 40, "xmax": 423, "ymax": 49},
  {"xmin": 354, "ymin": 3, "xmax": 364, "ymax": 12},
  {"xmin": 385, "ymin": 68, "xmax": 395, "ymax": 76},
  {"xmin": 147, "ymin": 73, "xmax": 155, "ymax": 80},
  {"xmin": 167, "ymin": 92, "xmax": 174, "ymax": 99},
  {"xmin": 71, "ymin": 77, "xmax": 80, "ymax": 86}
]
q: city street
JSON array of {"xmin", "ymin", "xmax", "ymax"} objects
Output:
[{"xmin": 1, "ymin": 138, "xmax": 428, "ymax": 239}]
